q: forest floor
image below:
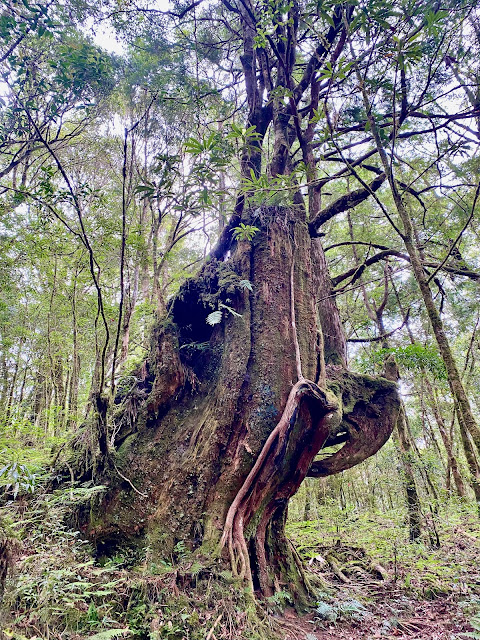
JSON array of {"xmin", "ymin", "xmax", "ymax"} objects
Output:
[
  {"xmin": 281, "ymin": 507, "xmax": 480, "ymax": 640},
  {"xmin": 280, "ymin": 583, "xmax": 473, "ymax": 639},
  {"xmin": 2, "ymin": 495, "xmax": 480, "ymax": 639}
]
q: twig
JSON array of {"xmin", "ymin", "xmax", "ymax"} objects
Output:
[
  {"xmin": 206, "ymin": 613, "xmax": 222, "ymax": 640},
  {"xmin": 427, "ymin": 181, "xmax": 480, "ymax": 284},
  {"xmin": 113, "ymin": 461, "xmax": 147, "ymax": 498}
]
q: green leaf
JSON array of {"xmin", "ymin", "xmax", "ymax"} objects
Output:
[
  {"xmin": 184, "ymin": 137, "xmax": 204, "ymax": 155},
  {"xmin": 206, "ymin": 310, "xmax": 223, "ymax": 326},
  {"xmin": 239, "ymin": 279, "xmax": 253, "ymax": 291},
  {"xmin": 231, "ymin": 223, "xmax": 260, "ymax": 242}
]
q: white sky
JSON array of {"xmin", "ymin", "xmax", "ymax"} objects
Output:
[{"xmin": 85, "ymin": 19, "xmax": 126, "ymax": 55}]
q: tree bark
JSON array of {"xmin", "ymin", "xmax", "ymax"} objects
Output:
[
  {"xmin": 457, "ymin": 405, "xmax": 480, "ymax": 514},
  {"xmin": 393, "ymin": 409, "xmax": 422, "ymax": 541},
  {"xmin": 68, "ymin": 206, "xmax": 399, "ymax": 603}
]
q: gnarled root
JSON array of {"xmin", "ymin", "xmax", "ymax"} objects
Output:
[
  {"xmin": 220, "ymin": 379, "xmax": 337, "ymax": 593},
  {"xmin": 220, "ymin": 372, "xmax": 400, "ymax": 595}
]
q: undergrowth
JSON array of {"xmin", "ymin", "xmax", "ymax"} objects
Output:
[
  {"xmin": 287, "ymin": 499, "xmax": 480, "ymax": 600},
  {"xmin": 0, "ymin": 412, "xmax": 66, "ymax": 499},
  {"xmin": 2, "ymin": 483, "xmax": 480, "ymax": 639},
  {"xmin": 1, "ymin": 487, "xmax": 281, "ymax": 640}
]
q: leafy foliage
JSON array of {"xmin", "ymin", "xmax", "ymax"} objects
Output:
[
  {"xmin": 1, "ymin": 0, "xmax": 480, "ymax": 637},
  {"xmin": 0, "ymin": 461, "xmax": 37, "ymax": 498},
  {"xmin": 314, "ymin": 598, "xmax": 367, "ymax": 624},
  {"xmin": 231, "ymin": 224, "xmax": 260, "ymax": 242},
  {"xmin": 206, "ymin": 310, "xmax": 223, "ymax": 326},
  {"xmin": 206, "ymin": 303, "xmax": 242, "ymax": 326},
  {"xmin": 239, "ymin": 279, "xmax": 253, "ymax": 291},
  {"xmin": 362, "ymin": 344, "xmax": 447, "ymax": 380}
]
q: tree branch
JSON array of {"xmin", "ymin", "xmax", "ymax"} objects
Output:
[
  {"xmin": 332, "ymin": 249, "xmax": 480, "ymax": 289},
  {"xmin": 347, "ymin": 310, "xmax": 410, "ymax": 343},
  {"xmin": 309, "ymin": 173, "xmax": 386, "ymax": 235}
]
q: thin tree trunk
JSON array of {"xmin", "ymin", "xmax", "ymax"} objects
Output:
[
  {"xmin": 0, "ymin": 352, "xmax": 8, "ymax": 415},
  {"xmin": 423, "ymin": 379, "xmax": 466, "ymax": 498},
  {"xmin": 353, "ymin": 244, "xmax": 422, "ymax": 541},
  {"xmin": 68, "ymin": 270, "xmax": 80, "ymax": 429},
  {"xmin": 353, "ymin": 56, "xmax": 480, "ymax": 463},
  {"xmin": 393, "ymin": 408, "xmax": 422, "ymax": 541},
  {"xmin": 4, "ymin": 337, "xmax": 25, "ymax": 426},
  {"xmin": 457, "ymin": 406, "xmax": 480, "ymax": 514}
]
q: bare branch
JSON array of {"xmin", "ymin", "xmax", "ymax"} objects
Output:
[{"xmin": 309, "ymin": 173, "xmax": 386, "ymax": 235}]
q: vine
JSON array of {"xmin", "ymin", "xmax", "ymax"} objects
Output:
[{"xmin": 220, "ymin": 253, "xmax": 334, "ymax": 594}]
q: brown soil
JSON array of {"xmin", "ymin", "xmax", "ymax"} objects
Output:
[{"xmin": 275, "ymin": 580, "xmax": 475, "ymax": 640}]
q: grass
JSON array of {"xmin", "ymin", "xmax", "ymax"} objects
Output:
[{"xmin": 287, "ymin": 498, "xmax": 480, "ymax": 599}]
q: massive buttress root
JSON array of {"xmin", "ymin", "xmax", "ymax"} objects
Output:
[{"xmin": 62, "ymin": 206, "xmax": 399, "ymax": 603}]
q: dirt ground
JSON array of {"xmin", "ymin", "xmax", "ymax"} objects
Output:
[
  {"xmin": 279, "ymin": 588, "xmax": 472, "ymax": 639},
  {"xmin": 280, "ymin": 514, "xmax": 480, "ymax": 640}
]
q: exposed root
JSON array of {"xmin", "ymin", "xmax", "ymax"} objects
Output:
[
  {"xmin": 371, "ymin": 562, "xmax": 389, "ymax": 582},
  {"xmin": 220, "ymin": 255, "xmax": 336, "ymax": 593},
  {"xmin": 222, "ymin": 381, "xmax": 317, "ymax": 540},
  {"xmin": 303, "ymin": 544, "xmax": 390, "ymax": 588},
  {"xmin": 326, "ymin": 553, "xmax": 350, "ymax": 584},
  {"xmin": 271, "ymin": 617, "xmax": 304, "ymax": 640},
  {"xmin": 290, "ymin": 257, "xmax": 304, "ymax": 382},
  {"xmin": 206, "ymin": 613, "xmax": 223, "ymax": 640},
  {"xmin": 112, "ymin": 460, "xmax": 148, "ymax": 498},
  {"xmin": 220, "ymin": 379, "xmax": 332, "ymax": 576}
]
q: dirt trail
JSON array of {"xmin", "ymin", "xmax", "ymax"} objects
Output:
[
  {"xmin": 275, "ymin": 566, "xmax": 477, "ymax": 640},
  {"xmin": 280, "ymin": 521, "xmax": 480, "ymax": 640},
  {"xmin": 278, "ymin": 589, "xmax": 472, "ymax": 639}
]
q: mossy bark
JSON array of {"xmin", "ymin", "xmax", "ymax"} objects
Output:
[
  {"xmin": 74, "ymin": 206, "xmax": 399, "ymax": 604},
  {"xmin": 457, "ymin": 407, "xmax": 480, "ymax": 514},
  {"xmin": 393, "ymin": 408, "xmax": 422, "ymax": 542}
]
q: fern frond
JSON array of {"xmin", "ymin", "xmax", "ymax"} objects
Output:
[{"xmin": 206, "ymin": 310, "xmax": 222, "ymax": 325}]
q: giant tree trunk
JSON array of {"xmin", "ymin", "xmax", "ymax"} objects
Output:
[{"xmin": 76, "ymin": 206, "xmax": 399, "ymax": 603}]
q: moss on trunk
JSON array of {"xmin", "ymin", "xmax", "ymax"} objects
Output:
[{"xmin": 62, "ymin": 206, "xmax": 399, "ymax": 606}]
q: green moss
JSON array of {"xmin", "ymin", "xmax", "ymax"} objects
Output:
[
  {"xmin": 115, "ymin": 433, "xmax": 138, "ymax": 462},
  {"xmin": 327, "ymin": 371, "xmax": 397, "ymax": 416}
]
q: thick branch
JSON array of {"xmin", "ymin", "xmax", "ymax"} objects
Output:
[
  {"xmin": 294, "ymin": 6, "xmax": 345, "ymax": 102},
  {"xmin": 309, "ymin": 173, "xmax": 386, "ymax": 236},
  {"xmin": 332, "ymin": 250, "xmax": 409, "ymax": 287},
  {"xmin": 308, "ymin": 373, "xmax": 399, "ymax": 477},
  {"xmin": 332, "ymin": 249, "xmax": 480, "ymax": 287}
]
